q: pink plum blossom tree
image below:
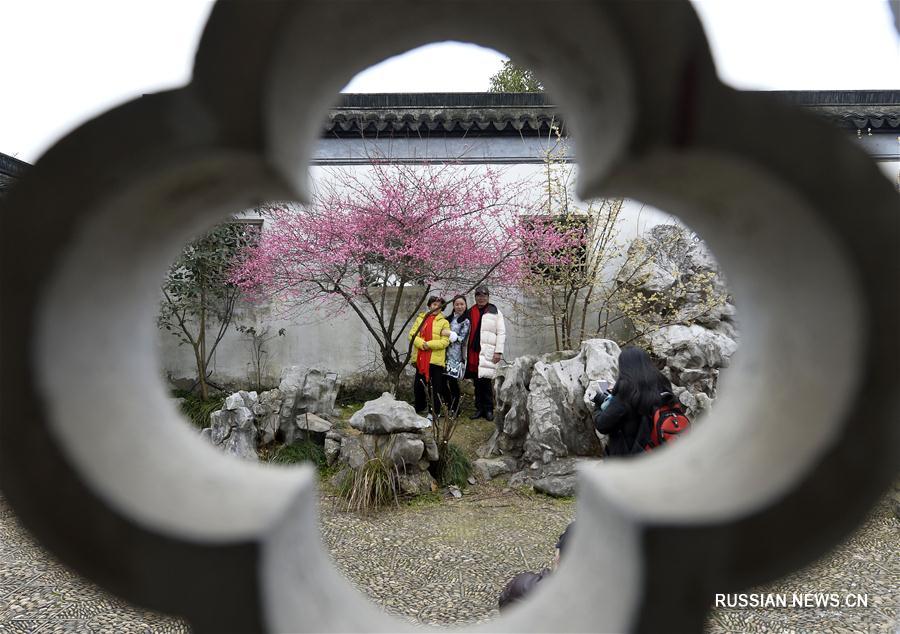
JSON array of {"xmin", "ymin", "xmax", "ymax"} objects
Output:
[{"xmin": 231, "ymin": 158, "xmax": 545, "ymax": 389}]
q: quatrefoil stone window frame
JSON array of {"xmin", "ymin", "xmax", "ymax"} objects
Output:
[{"xmin": 1, "ymin": 1, "xmax": 897, "ymax": 632}]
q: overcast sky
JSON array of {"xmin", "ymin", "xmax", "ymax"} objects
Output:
[{"xmin": 1, "ymin": 1, "xmax": 897, "ymax": 163}]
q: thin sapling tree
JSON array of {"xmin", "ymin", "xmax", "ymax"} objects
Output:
[{"xmin": 158, "ymin": 221, "xmax": 259, "ymax": 400}]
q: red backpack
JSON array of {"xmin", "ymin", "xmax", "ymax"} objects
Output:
[{"xmin": 645, "ymin": 398, "xmax": 691, "ymax": 451}]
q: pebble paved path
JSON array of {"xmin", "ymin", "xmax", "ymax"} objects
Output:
[
  {"xmin": 0, "ymin": 487, "xmax": 896, "ymax": 632},
  {"xmin": 319, "ymin": 487, "xmax": 574, "ymax": 626}
]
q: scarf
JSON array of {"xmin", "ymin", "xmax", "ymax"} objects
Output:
[
  {"xmin": 416, "ymin": 313, "xmax": 435, "ymax": 381},
  {"xmin": 466, "ymin": 305, "xmax": 482, "ymax": 373}
]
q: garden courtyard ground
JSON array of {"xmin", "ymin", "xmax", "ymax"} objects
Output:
[{"xmin": 0, "ymin": 476, "xmax": 897, "ymax": 632}]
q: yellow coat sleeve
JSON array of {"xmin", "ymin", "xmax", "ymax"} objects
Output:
[
  {"xmin": 428, "ymin": 316, "xmax": 451, "ymax": 350},
  {"xmin": 409, "ymin": 314, "xmax": 425, "ymax": 350}
]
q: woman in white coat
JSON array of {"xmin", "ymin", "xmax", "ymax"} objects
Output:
[{"xmin": 464, "ymin": 286, "xmax": 506, "ymax": 421}]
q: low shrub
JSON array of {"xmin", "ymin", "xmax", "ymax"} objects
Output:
[
  {"xmin": 337, "ymin": 456, "xmax": 400, "ymax": 514},
  {"xmin": 435, "ymin": 442, "xmax": 473, "ymax": 489}
]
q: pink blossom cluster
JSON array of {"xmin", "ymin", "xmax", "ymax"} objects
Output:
[{"xmin": 232, "ymin": 161, "xmax": 570, "ymax": 308}]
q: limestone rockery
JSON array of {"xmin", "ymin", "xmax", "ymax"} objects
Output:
[
  {"xmin": 482, "ymin": 333, "xmax": 737, "ymax": 496},
  {"xmin": 199, "ymin": 369, "xmax": 442, "ymax": 494},
  {"xmin": 200, "ymin": 366, "xmax": 340, "ymax": 461}
]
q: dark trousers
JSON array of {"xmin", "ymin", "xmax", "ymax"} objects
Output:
[
  {"xmin": 414, "ymin": 365, "xmax": 447, "ymax": 416},
  {"xmin": 446, "ymin": 377, "xmax": 461, "ymax": 415},
  {"xmin": 474, "ymin": 377, "xmax": 494, "ymax": 414}
]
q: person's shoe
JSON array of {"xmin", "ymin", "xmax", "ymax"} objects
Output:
[
  {"xmin": 485, "ymin": 410, "xmax": 494, "ymax": 422},
  {"xmin": 472, "ymin": 410, "xmax": 485, "ymax": 420}
]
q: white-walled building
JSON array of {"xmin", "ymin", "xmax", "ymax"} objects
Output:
[{"xmin": 4, "ymin": 91, "xmax": 897, "ymax": 389}]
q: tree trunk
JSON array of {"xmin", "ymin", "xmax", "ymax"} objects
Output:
[
  {"xmin": 193, "ymin": 343, "xmax": 208, "ymax": 401},
  {"xmin": 198, "ymin": 283, "xmax": 209, "ymax": 401},
  {"xmin": 383, "ymin": 353, "xmax": 406, "ymax": 396}
]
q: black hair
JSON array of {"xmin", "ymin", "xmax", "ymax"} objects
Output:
[
  {"xmin": 613, "ymin": 346, "xmax": 672, "ymax": 417},
  {"xmin": 498, "ymin": 571, "xmax": 547, "ymax": 612},
  {"xmin": 426, "ymin": 295, "xmax": 445, "ymax": 310},
  {"xmin": 445, "ymin": 294, "xmax": 468, "ymax": 323}
]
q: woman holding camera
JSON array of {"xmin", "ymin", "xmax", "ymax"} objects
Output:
[{"xmin": 593, "ymin": 346, "xmax": 675, "ymax": 456}]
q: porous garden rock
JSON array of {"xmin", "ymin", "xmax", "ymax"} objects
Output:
[
  {"xmin": 387, "ymin": 433, "xmax": 426, "ymax": 468},
  {"xmin": 508, "ymin": 457, "xmax": 595, "ymax": 494},
  {"xmin": 397, "ymin": 471, "xmax": 437, "ymax": 496},
  {"xmin": 615, "ymin": 224, "xmax": 738, "ymax": 414},
  {"xmin": 473, "ymin": 457, "xmax": 516, "ymax": 482},
  {"xmin": 493, "ymin": 355, "xmax": 538, "ymax": 453},
  {"xmin": 252, "ymin": 388, "xmax": 283, "ymax": 445},
  {"xmin": 619, "ymin": 224, "xmax": 736, "ymax": 330},
  {"xmin": 349, "ymin": 393, "xmax": 431, "ymax": 434},
  {"xmin": 224, "ymin": 393, "xmax": 245, "ymax": 411},
  {"xmin": 421, "ymin": 433, "xmax": 439, "ymax": 462},
  {"xmin": 492, "ymin": 340, "xmax": 618, "ymax": 466},
  {"xmin": 295, "ymin": 412, "xmax": 333, "ymax": 435},
  {"xmin": 239, "ymin": 390, "xmax": 258, "ymax": 409},
  {"xmin": 533, "ymin": 474, "xmax": 576, "ymax": 498},
  {"xmin": 204, "ymin": 407, "xmax": 258, "ymax": 461},
  {"xmin": 324, "ymin": 438, "xmax": 341, "ymax": 467},
  {"xmin": 278, "ymin": 366, "xmax": 340, "ymax": 443},
  {"xmin": 338, "ymin": 436, "xmax": 368, "ymax": 470},
  {"xmin": 521, "ymin": 340, "xmax": 618, "ymax": 463},
  {"xmin": 648, "ymin": 325, "xmax": 737, "ymax": 372},
  {"xmin": 336, "ymin": 432, "xmax": 427, "ymax": 472}
]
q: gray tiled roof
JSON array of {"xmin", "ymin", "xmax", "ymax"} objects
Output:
[
  {"xmin": 2, "ymin": 91, "xmax": 897, "ymax": 186},
  {"xmin": 326, "ymin": 90, "xmax": 900, "ymax": 137}
]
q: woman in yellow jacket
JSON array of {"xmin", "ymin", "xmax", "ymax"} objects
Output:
[{"xmin": 409, "ymin": 295, "xmax": 451, "ymax": 418}]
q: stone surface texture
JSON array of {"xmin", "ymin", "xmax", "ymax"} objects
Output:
[
  {"xmin": 619, "ymin": 224, "xmax": 740, "ymax": 418},
  {"xmin": 349, "ymin": 393, "xmax": 432, "ymax": 434},
  {"xmin": 473, "ymin": 457, "xmax": 517, "ymax": 482},
  {"xmin": 205, "ymin": 377, "xmax": 340, "ymax": 459},
  {"xmin": 278, "ymin": 366, "xmax": 341, "ymax": 444},
  {"xmin": 203, "ymin": 407, "xmax": 258, "ymax": 462},
  {"xmin": 252, "ymin": 388, "xmax": 284, "ymax": 445},
  {"xmin": 492, "ymin": 339, "xmax": 619, "ymax": 465}
]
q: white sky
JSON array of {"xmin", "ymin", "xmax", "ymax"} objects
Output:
[{"xmin": 1, "ymin": 1, "xmax": 897, "ymax": 163}]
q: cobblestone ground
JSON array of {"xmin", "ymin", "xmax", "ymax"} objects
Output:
[
  {"xmin": 0, "ymin": 487, "xmax": 896, "ymax": 632},
  {"xmin": 319, "ymin": 487, "xmax": 574, "ymax": 626},
  {"xmin": 0, "ymin": 495, "xmax": 189, "ymax": 634},
  {"xmin": 705, "ymin": 495, "xmax": 899, "ymax": 634}
]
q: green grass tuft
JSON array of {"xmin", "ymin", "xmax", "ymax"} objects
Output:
[
  {"xmin": 176, "ymin": 393, "xmax": 225, "ymax": 429},
  {"xmin": 337, "ymin": 456, "xmax": 400, "ymax": 514},
  {"xmin": 436, "ymin": 442, "xmax": 473, "ymax": 489},
  {"xmin": 270, "ymin": 440, "xmax": 326, "ymax": 469}
]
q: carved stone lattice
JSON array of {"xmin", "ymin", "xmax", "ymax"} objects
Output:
[{"xmin": 1, "ymin": 1, "xmax": 897, "ymax": 632}]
